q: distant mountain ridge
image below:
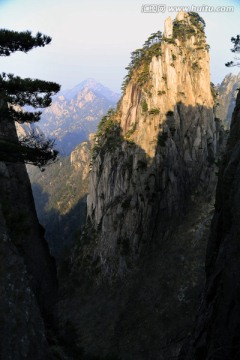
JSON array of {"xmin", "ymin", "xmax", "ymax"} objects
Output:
[
  {"xmin": 60, "ymin": 78, "xmax": 120, "ymax": 102},
  {"xmin": 37, "ymin": 78, "xmax": 120, "ymax": 155},
  {"xmin": 216, "ymin": 73, "xmax": 240, "ymax": 128}
]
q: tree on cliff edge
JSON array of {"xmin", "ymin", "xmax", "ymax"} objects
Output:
[
  {"xmin": 0, "ymin": 29, "xmax": 60, "ymax": 167},
  {"xmin": 225, "ymin": 35, "xmax": 240, "ymax": 67}
]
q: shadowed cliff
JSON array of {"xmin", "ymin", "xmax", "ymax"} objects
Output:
[
  {"xmin": 0, "ymin": 115, "xmax": 58, "ymax": 357},
  {"xmin": 179, "ymin": 90, "xmax": 240, "ymax": 360}
]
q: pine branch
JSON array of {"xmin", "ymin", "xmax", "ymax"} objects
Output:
[
  {"xmin": 0, "ymin": 106, "xmax": 42, "ymax": 123},
  {"xmin": 0, "ymin": 29, "xmax": 51, "ymax": 56},
  {"xmin": 225, "ymin": 61, "xmax": 240, "ymax": 67},
  {"xmin": 226, "ymin": 35, "xmax": 240, "ymax": 67},
  {"xmin": 0, "ymin": 73, "xmax": 60, "ymax": 108},
  {"xmin": 0, "ymin": 131, "xmax": 58, "ymax": 168}
]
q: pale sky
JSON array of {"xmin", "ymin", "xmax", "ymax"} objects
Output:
[{"xmin": 0, "ymin": 0, "xmax": 239, "ymax": 92}]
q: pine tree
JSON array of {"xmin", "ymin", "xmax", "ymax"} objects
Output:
[{"xmin": 0, "ymin": 29, "xmax": 60, "ymax": 167}]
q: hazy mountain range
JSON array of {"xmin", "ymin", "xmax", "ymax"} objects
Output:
[
  {"xmin": 37, "ymin": 78, "xmax": 120, "ymax": 155},
  {"xmin": 216, "ymin": 73, "xmax": 240, "ymax": 128}
]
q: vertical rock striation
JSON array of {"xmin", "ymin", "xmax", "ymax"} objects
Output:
[
  {"xmin": 179, "ymin": 90, "xmax": 240, "ymax": 360},
  {"xmin": 86, "ymin": 12, "xmax": 221, "ymax": 279}
]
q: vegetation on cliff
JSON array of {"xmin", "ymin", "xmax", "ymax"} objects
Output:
[
  {"xmin": 92, "ymin": 108, "xmax": 122, "ymax": 159},
  {"xmin": 226, "ymin": 34, "xmax": 240, "ymax": 67},
  {"xmin": 172, "ymin": 12, "xmax": 206, "ymax": 40},
  {"xmin": 121, "ymin": 31, "xmax": 163, "ymax": 92},
  {"xmin": 121, "ymin": 12, "xmax": 208, "ymax": 94}
]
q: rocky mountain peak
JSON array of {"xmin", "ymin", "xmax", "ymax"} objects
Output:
[
  {"xmin": 36, "ymin": 79, "xmax": 119, "ymax": 155},
  {"xmin": 117, "ymin": 11, "xmax": 212, "ymax": 158},
  {"xmin": 61, "ymin": 78, "xmax": 120, "ymax": 103},
  {"xmin": 80, "ymin": 11, "xmax": 221, "ymax": 279},
  {"xmin": 176, "ymin": 10, "xmax": 188, "ymax": 21}
]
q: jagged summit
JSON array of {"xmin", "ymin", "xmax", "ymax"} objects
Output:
[
  {"xmin": 36, "ymin": 79, "xmax": 120, "ymax": 155},
  {"xmin": 60, "ymin": 78, "xmax": 120, "ymax": 102}
]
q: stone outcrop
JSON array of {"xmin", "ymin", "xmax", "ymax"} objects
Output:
[
  {"xmin": 58, "ymin": 12, "xmax": 224, "ymax": 359},
  {"xmin": 179, "ymin": 89, "xmax": 240, "ymax": 360},
  {"xmin": 164, "ymin": 16, "xmax": 173, "ymax": 38},
  {"xmin": 70, "ymin": 141, "xmax": 91, "ymax": 180},
  {"xmin": 86, "ymin": 11, "xmax": 221, "ymax": 279}
]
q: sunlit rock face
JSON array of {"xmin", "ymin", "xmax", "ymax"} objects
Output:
[
  {"xmin": 58, "ymin": 12, "xmax": 224, "ymax": 360},
  {"xmin": 86, "ymin": 12, "xmax": 221, "ymax": 279}
]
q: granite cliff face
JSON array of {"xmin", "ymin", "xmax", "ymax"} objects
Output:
[
  {"xmin": 179, "ymin": 89, "xmax": 240, "ymax": 360},
  {"xmin": 0, "ymin": 208, "xmax": 51, "ymax": 360},
  {"xmin": 85, "ymin": 11, "xmax": 221, "ymax": 279},
  {"xmin": 0, "ymin": 110, "xmax": 58, "ymax": 357},
  {"xmin": 59, "ymin": 12, "xmax": 224, "ymax": 359},
  {"xmin": 216, "ymin": 72, "xmax": 240, "ymax": 128}
]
